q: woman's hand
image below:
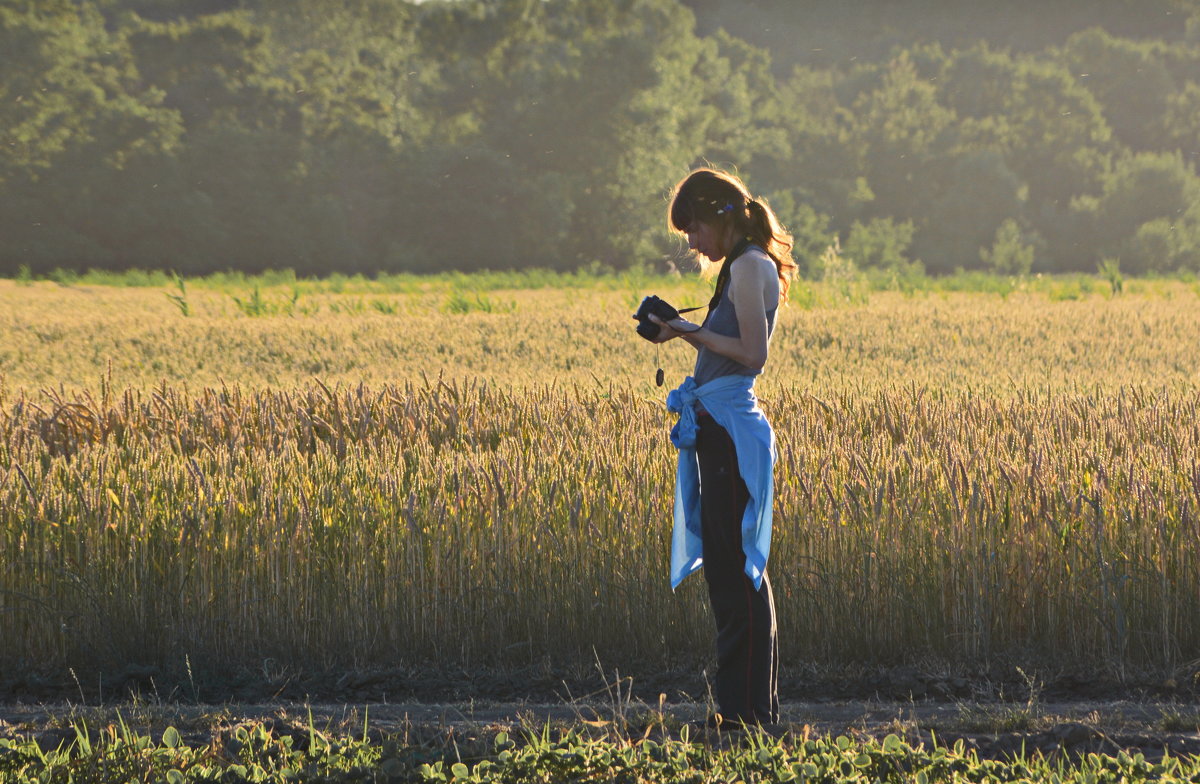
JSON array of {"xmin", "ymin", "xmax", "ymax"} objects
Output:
[{"xmin": 647, "ymin": 314, "xmax": 697, "ymax": 343}]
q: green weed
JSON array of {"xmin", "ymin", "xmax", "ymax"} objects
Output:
[
  {"xmin": 165, "ymin": 271, "xmax": 190, "ymax": 317},
  {"xmin": 0, "ymin": 718, "xmax": 1192, "ymax": 783},
  {"xmin": 443, "ymin": 288, "xmax": 516, "ymax": 314}
]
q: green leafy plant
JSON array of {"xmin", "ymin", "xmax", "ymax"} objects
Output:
[
  {"xmin": 1099, "ymin": 257, "xmax": 1124, "ymax": 296},
  {"xmin": 229, "ymin": 287, "xmax": 300, "ymax": 316},
  {"xmin": 0, "ymin": 717, "xmax": 1193, "ymax": 782},
  {"xmin": 443, "ymin": 289, "xmax": 516, "ymax": 314},
  {"xmin": 371, "ymin": 299, "xmax": 400, "ymax": 315},
  {"xmin": 231, "ymin": 286, "xmax": 268, "ymax": 316},
  {"xmin": 165, "ymin": 271, "xmax": 190, "ymax": 317}
]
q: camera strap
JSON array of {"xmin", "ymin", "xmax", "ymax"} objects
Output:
[
  {"xmin": 674, "ymin": 236, "xmax": 753, "ymax": 327},
  {"xmin": 705, "ymin": 236, "xmax": 752, "ymax": 316},
  {"xmin": 654, "ymin": 237, "xmax": 754, "ymax": 387}
]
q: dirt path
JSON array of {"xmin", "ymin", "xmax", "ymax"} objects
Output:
[{"xmin": 2, "ymin": 700, "xmax": 1199, "ymax": 761}]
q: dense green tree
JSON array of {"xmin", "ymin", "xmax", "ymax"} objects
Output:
[
  {"xmin": 1161, "ymin": 81, "xmax": 1200, "ymax": 154},
  {"xmin": 931, "ymin": 44, "xmax": 1114, "ymax": 270},
  {"xmin": 1057, "ymin": 29, "xmax": 1176, "ymax": 150},
  {"xmin": 697, "ymin": 31, "xmax": 791, "ymax": 174},
  {"xmin": 7, "ymin": 0, "xmax": 1200, "ymax": 277},
  {"xmin": 843, "ymin": 217, "xmax": 916, "ymax": 271},
  {"xmin": 0, "ymin": 0, "xmax": 182, "ymax": 270},
  {"xmin": 763, "ymin": 196, "xmax": 834, "ymax": 277},
  {"xmin": 939, "ymin": 45, "xmax": 1113, "ymax": 206},
  {"xmin": 407, "ymin": 0, "xmax": 720, "ymax": 269},
  {"xmin": 682, "ymin": 0, "xmax": 1196, "ymax": 72},
  {"xmin": 842, "ymin": 54, "xmax": 957, "ymax": 221},
  {"xmin": 249, "ymin": 1, "xmax": 435, "ymax": 273},
  {"xmin": 754, "ymin": 66, "xmax": 860, "ymax": 235},
  {"xmin": 912, "ymin": 150, "xmax": 1026, "ymax": 274},
  {"xmin": 116, "ymin": 11, "xmax": 320, "ymax": 272},
  {"xmin": 252, "ymin": 0, "xmax": 437, "ymax": 147},
  {"xmin": 1072, "ymin": 151, "xmax": 1200, "ymax": 273}
]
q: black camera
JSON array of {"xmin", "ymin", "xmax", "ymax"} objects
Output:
[{"xmin": 633, "ymin": 295, "xmax": 681, "ymax": 340}]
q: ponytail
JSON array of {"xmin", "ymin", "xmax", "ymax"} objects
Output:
[{"xmin": 744, "ymin": 198, "xmax": 797, "ymax": 301}]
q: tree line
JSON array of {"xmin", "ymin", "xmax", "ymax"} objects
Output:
[{"xmin": 4, "ymin": 0, "xmax": 1200, "ymax": 277}]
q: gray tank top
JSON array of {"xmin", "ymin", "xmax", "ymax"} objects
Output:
[{"xmin": 693, "ymin": 247, "xmax": 779, "ymax": 387}]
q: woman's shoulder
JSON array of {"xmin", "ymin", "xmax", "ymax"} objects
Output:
[
  {"xmin": 730, "ymin": 246, "xmax": 776, "ymax": 281},
  {"xmin": 726, "ymin": 247, "xmax": 778, "ymax": 309}
]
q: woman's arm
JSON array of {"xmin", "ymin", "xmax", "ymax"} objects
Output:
[{"xmin": 649, "ymin": 253, "xmax": 774, "ymax": 370}]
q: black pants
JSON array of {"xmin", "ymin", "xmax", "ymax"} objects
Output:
[{"xmin": 697, "ymin": 414, "xmax": 779, "ymax": 724}]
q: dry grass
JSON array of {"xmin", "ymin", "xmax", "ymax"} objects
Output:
[
  {"xmin": 4, "ymin": 279, "xmax": 1200, "ymax": 393},
  {"xmin": 2, "ymin": 278, "xmax": 1199, "ymax": 677}
]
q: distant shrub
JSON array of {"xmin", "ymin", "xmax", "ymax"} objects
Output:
[
  {"xmin": 843, "ymin": 218, "xmax": 916, "ymax": 272},
  {"xmin": 981, "ymin": 219, "xmax": 1035, "ymax": 276}
]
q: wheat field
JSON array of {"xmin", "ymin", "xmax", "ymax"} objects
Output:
[{"xmin": 2, "ymin": 276, "xmax": 1200, "ymax": 680}]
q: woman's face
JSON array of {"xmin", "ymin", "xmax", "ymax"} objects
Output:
[{"xmin": 685, "ymin": 220, "xmax": 729, "ymax": 262}]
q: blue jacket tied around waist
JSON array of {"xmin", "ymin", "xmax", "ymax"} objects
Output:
[{"xmin": 666, "ymin": 374, "xmax": 776, "ymax": 590}]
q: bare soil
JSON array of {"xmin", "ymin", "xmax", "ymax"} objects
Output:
[
  {"xmin": 2, "ymin": 699, "xmax": 1199, "ymax": 763},
  {"xmin": 4, "ymin": 663, "xmax": 1199, "ymax": 761}
]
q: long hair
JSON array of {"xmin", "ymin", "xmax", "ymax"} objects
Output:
[{"xmin": 668, "ymin": 168, "xmax": 797, "ymax": 300}]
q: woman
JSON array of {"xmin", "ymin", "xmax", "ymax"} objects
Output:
[{"xmin": 649, "ymin": 167, "xmax": 796, "ymax": 728}]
